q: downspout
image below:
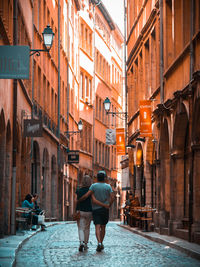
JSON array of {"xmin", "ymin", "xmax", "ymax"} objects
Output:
[
  {"xmin": 66, "ymin": 0, "xmax": 70, "ymax": 220},
  {"xmin": 188, "ymin": 0, "xmax": 194, "ymax": 243},
  {"xmin": 124, "ymin": 0, "xmax": 128, "ymax": 147},
  {"xmin": 57, "ymin": 0, "xmax": 62, "ymax": 220},
  {"xmin": 57, "ymin": 0, "xmax": 61, "ymax": 164},
  {"xmin": 30, "ymin": 0, "xmax": 34, "ymax": 192},
  {"xmin": 67, "ymin": 1, "xmax": 70, "ymax": 143},
  {"xmin": 159, "ymin": 0, "xmax": 164, "ymax": 104},
  {"xmin": 11, "ymin": 0, "xmax": 18, "ymax": 235},
  {"xmin": 92, "ymin": 3, "xmax": 96, "ymax": 179}
]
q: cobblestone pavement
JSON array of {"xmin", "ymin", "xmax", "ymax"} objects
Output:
[{"xmin": 15, "ymin": 222, "xmax": 200, "ymax": 267}]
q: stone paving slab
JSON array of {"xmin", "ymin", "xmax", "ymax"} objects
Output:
[
  {"xmin": 0, "ymin": 221, "xmax": 68, "ymax": 267},
  {"xmin": 118, "ymin": 224, "xmax": 200, "ymax": 261},
  {"xmin": 1, "ymin": 221, "xmax": 200, "ymax": 267}
]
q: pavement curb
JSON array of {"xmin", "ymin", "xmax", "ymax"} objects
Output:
[{"xmin": 118, "ymin": 224, "xmax": 200, "ymax": 261}]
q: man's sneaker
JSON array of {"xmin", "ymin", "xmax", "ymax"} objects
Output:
[
  {"xmin": 100, "ymin": 244, "xmax": 104, "ymax": 250},
  {"xmin": 96, "ymin": 244, "xmax": 102, "ymax": 252},
  {"xmin": 84, "ymin": 243, "xmax": 88, "ymax": 250},
  {"xmin": 79, "ymin": 244, "xmax": 84, "ymax": 252}
]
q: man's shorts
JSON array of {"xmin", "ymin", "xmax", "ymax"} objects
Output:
[{"xmin": 92, "ymin": 207, "xmax": 109, "ymax": 225}]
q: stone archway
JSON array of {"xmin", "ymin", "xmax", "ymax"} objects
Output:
[
  {"xmin": 0, "ymin": 110, "xmax": 6, "ymax": 237},
  {"xmin": 192, "ymin": 98, "xmax": 200, "ymax": 232},
  {"xmin": 31, "ymin": 141, "xmax": 40, "ymax": 195},
  {"xmin": 172, "ymin": 103, "xmax": 189, "ymax": 224},
  {"xmin": 159, "ymin": 119, "xmax": 170, "ymax": 227},
  {"xmin": 51, "ymin": 155, "xmax": 57, "ymax": 218},
  {"xmin": 135, "ymin": 143, "xmax": 144, "ymax": 206},
  {"xmin": 4, "ymin": 121, "xmax": 12, "ymax": 235},
  {"xmin": 41, "ymin": 148, "xmax": 49, "ymax": 213}
]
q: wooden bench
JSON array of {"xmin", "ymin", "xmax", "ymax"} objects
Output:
[
  {"xmin": 45, "ymin": 217, "xmax": 57, "ymax": 222},
  {"xmin": 16, "ymin": 207, "xmax": 32, "ymax": 230}
]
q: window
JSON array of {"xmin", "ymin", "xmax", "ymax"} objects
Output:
[
  {"xmin": 99, "ymin": 143, "xmax": 101, "ymax": 165},
  {"xmin": 80, "ymin": 122, "xmax": 92, "ymax": 153},
  {"xmin": 95, "ymin": 140, "xmax": 98, "ymax": 163},
  {"xmin": 88, "ymin": 79, "xmax": 92, "ymax": 103},
  {"xmin": 80, "ymin": 72, "xmax": 83, "ymax": 99},
  {"xmin": 96, "ymin": 96, "xmax": 98, "ymax": 118},
  {"xmin": 85, "ymin": 76, "xmax": 88, "ymax": 100}
]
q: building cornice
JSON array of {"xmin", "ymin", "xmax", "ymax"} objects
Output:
[{"xmin": 91, "ymin": 0, "xmax": 115, "ymax": 30}]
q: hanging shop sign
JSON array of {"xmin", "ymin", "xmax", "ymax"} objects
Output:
[
  {"xmin": 67, "ymin": 150, "xmax": 79, "ymax": 163},
  {"xmin": 24, "ymin": 119, "xmax": 43, "ymax": 137},
  {"xmin": 106, "ymin": 129, "xmax": 116, "ymax": 145},
  {"xmin": 116, "ymin": 128, "xmax": 125, "ymax": 155},
  {"xmin": 121, "ymin": 166, "xmax": 131, "ymax": 191},
  {"xmin": 139, "ymin": 100, "xmax": 152, "ymax": 137},
  {"xmin": 0, "ymin": 46, "xmax": 29, "ymax": 79}
]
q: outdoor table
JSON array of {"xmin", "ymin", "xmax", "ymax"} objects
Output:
[{"xmin": 132, "ymin": 206, "xmax": 156, "ymax": 231}]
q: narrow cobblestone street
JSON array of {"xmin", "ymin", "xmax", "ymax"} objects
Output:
[{"xmin": 15, "ymin": 222, "xmax": 200, "ymax": 267}]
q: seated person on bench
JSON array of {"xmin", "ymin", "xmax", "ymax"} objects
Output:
[{"xmin": 22, "ymin": 194, "xmax": 46, "ymax": 231}]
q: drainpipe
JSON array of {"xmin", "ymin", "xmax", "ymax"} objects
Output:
[
  {"xmin": 159, "ymin": 0, "xmax": 164, "ymax": 104},
  {"xmin": 66, "ymin": 0, "xmax": 70, "ymax": 221},
  {"xmin": 124, "ymin": 0, "xmax": 128, "ymax": 147},
  {"xmin": 11, "ymin": 0, "xmax": 18, "ymax": 235},
  {"xmin": 57, "ymin": 0, "xmax": 62, "ymax": 220},
  {"xmin": 188, "ymin": 0, "xmax": 194, "ymax": 243},
  {"xmin": 92, "ymin": 2, "xmax": 96, "ymax": 179},
  {"xmin": 66, "ymin": 1, "xmax": 69, "ymax": 142},
  {"xmin": 57, "ymin": 0, "xmax": 61, "ymax": 165}
]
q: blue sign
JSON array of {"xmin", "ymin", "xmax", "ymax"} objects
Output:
[{"xmin": 0, "ymin": 46, "xmax": 30, "ymax": 79}]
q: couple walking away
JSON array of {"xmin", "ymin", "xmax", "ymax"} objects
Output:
[{"xmin": 75, "ymin": 170, "xmax": 114, "ymax": 252}]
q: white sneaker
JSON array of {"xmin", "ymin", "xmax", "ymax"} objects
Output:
[{"xmin": 31, "ymin": 225, "xmax": 37, "ymax": 230}]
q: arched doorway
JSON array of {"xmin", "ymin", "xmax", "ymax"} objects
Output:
[
  {"xmin": 136, "ymin": 143, "xmax": 145, "ymax": 206},
  {"xmin": 0, "ymin": 110, "xmax": 6, "ymax": 236},
  {"xmin": 192, "ymin": 98, "xmax": 200, "ymax": 233},
  {"xmin": 4, "ymin": 121, "xmax": 12, "ymax": 234},
  {"xmin": 51, "ymin": 155, "xmax": 57, "ymax": 218},
  {"xmin": 159, "ymin": 119, "xmax": 170, "ymax": 227},
  {"xmin": 41, "ymin": 148, "xmax": 49, "ymax": 212},
  {"xmin": 31, "ymin": 141, "xmax": 40, "ymax": 195},
  {"xmin": 173, "ymin": 103, "xmax": 189, "ymax": 225}
]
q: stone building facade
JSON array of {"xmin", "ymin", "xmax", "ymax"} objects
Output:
[
  {"xmin": 0, "ymin": 0, "xmax": 123, "ymax": 236},
  {"xmin": 126, "ymin": 0, "xmax": 200, "ymax": 244}
]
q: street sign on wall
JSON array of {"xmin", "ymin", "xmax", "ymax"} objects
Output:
[
  {"xmin": 67, "ymin": 150, "xmax": 79, "ymax": 163},
  {"xmin": 106, "ymin": 129, "xmax": 116, "ymax": 145},
  {"xmin": 24, "ymin": 119, "xmax": 43, "ymax": 137},
  {"xmin": 0, "ymin": 46, "xmax": 30, "ymax": 79}
]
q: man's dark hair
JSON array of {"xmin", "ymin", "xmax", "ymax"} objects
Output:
[{"xmin": 97, "ymin": 170, "xmax": 106, "ymax": 181}]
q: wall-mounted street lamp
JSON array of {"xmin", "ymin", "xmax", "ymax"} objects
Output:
[
  {"xmin": 30, "ymin": 25, "xmax": 55, "ymax": 56},
  {"xmin": 65, "ymin": 120, "xmax": 83, "ymax": 138},
  {"xmin": 103, "ymin": 97, "xmax": 127, "ymax": 118},
  {"xmin": 136, "ymin": 137, "xmax": 146, "ymax": 143},
  {"xmin": 126, "ymin": 144, "xmax": 136, "ymax": 149}
]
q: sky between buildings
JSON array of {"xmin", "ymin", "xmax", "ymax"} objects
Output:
[{"xmin": 101, "ymin": 0, "xmax": 124, "ymax": 34}]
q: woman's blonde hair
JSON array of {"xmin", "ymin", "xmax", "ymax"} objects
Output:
[{"xmin": 81, "ymin": 175, "xmax": 92, "ymax": 188}]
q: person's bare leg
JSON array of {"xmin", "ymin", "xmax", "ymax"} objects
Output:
[
  {"xmin": 95, "ymin": 224, "xmax": 101, "ymax": 243},
  {"xmin": 100, "ymin": 225, "xmax": 106, "ymax": 243}
]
